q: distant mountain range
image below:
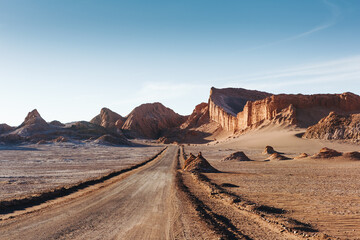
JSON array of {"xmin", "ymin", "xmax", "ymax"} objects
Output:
[{"xmin": 1, "ymin": 87, "xmax": 360, "ymax": 145}]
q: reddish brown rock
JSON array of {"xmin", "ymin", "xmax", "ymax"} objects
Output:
[
  {"xmin": 303, "ymin": 112, "xmax": 360, "ymax": 141},
  {"xmin": 312, "ymin": 147, "xmax": 342, "ymax": 159},
  {"xmin": 222, "ymin": 151, "xmax": 252, "ymax": 162},
  {"xmin": 343, "ymin": 152, "xmax": 360, "ymax": 160},
  {"xmin": 91, "ymin": 108, "xmax": 125, "ymax": 131},
  {"xmin": 237, "ymin": 92, "xmax": 360, "ymax": 131},
  {"xmin": 263, "ymin": 146, "xmax": 276, "ymax": 155},
  {"xmin": 183, "ymin": 152, "xmax": 219, "ymax": 173},
  {"xmin": 183, "ymin": 153, "xmax": 197, "ymax": 168},
  {"xmin": 267, "ymin": 152, "xmax": 290, "ymax": 161},
  {"xmin": 121, "ymin": 102, "xmax": 186, "ymax": 139},
  {"xmin": 209, "ymin": 87, "xmax": 360, "ymax": 133},
  {"xmin": 209, "ymin": 87, "xmax": 271, "ymax": 132},
  {"xmin": 180, "ymin": 102, "xmax": 210, "ymax": 129},
  {"xmin": 294, "ymin": 153, "xmax": 309, "ymax": 159}
]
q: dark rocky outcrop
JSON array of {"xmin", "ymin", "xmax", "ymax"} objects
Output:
[{"xmin": 0, "ymin": 124, "xmax": 14, "ymax": 134}]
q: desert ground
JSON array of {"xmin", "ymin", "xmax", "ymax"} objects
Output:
[
  {"xmin": 1, "ymin": 127, "xmax": 360, "ymax": 239},
  {"xmin": 0, "ymin": 142, "xmax": 163, "ymax": 201},
  {"xmin": 186, "ymin": 126, "xmax": 360, "ymax": 239}
]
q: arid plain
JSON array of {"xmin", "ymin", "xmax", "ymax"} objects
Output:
[{"xmin": 1, "ymin": 87, "xmax": 360, "ymax": 239}]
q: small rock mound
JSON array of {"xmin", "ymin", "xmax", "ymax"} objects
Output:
[
  {"xmin": 312, "ymin": 147, "xmax": 342, "ymax": 159},
  {"xmin": 183, "ymin": 152, "xmax": 219, "ymax": 173},
  {"xmin": 222, "ymin": 151, "xmax": 252, "ymax": 162},
  {"xmin": 343, "ymin": 151, "xmax": 360, "ymax": 160},
  {"xmin": 183, "ymin": 153, "xmax": 197, "ymax": 168},
  {"xmin": 94, "ymin": 134, "xmax": 131, "ymax": 146},
  {"xmin": 294, "ymin": 153, "xmax": 309, "ymax": 159},
  {"xmin": 263, "ymin": 146, "xmax": 276, "ymax": 154},
  {"xmin": 268, "ymin": 152, "xmax": 290, "ymax": 161}
]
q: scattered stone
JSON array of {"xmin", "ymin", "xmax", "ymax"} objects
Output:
[
  {"xmin": 222, "ymin": 151, "xmax": 252, "ymax": 162},
  {"xmin": 343, "ymin": 151, "xmax": 360, "ymax": 160},
  {"xmin": 183, "ymin": 152, "xmax": 219, "ymax": 173},
  {"xmin": 312, "ymin": 147, "xmax": 342, "ymax": 159},
  {"xmin": 183, "ymin": 153, "xmax": 196, "ymax": 169},
  {"xmin": 263, "ymin": 146, "xmax": 276, "ymax": 155},
  {"xmin": 294, "ymin": 153, "xmax": 309, "ymax": 159},
  {"xmin": 268, "ymin": 152, "xmax": 290, "ymax": 161}
]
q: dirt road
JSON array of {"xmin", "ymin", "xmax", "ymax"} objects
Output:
[{"xmin": 0, "ymin": 146, "xmax": 179, "ymax": 240}]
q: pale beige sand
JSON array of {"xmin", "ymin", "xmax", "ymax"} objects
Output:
[{"xmin": 187, "ymin": 126, "xmax": 360, "ymax": 239}]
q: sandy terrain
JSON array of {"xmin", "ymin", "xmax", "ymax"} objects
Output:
[
  {"xmin": 0, "ymin": 146, "xmax": 175, "ymax": 239},
  {"xmin": 1, "ymin": 146, "xmax": 217, "ymax": 240},
  {"xmin": 186, "ymin": 126, "xmax": 360, "ymax": 239},
  {"xmin": 1, "ymin": 126, "xmax": 360, "ymax": 239},
  {"xmin": 0, "ymin": 142, "xmax": 163, "ymax": 201}
]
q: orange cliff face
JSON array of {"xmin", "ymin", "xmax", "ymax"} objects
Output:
[
  {"xmin": 209, "ymin": 88, "xmax": 360, "ymax": 132},
  {"xmin": 208, "ymin": 87, "xmax": 271, "ymax": 132}
]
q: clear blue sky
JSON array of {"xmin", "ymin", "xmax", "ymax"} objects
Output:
[{"xmin": 1, "ymin": 0, "xmax": 360, "ymax": 125}]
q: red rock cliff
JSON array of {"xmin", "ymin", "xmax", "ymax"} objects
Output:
[
  {"xmin": 209, "ymin": 88, "xmax": 360, "ymax": 132},
  {"xmin": 237, "ymin": 92, "xmax": 360, "ymax": 130},
  {"xmin": 208, "ymin": 87, "xmax": 271, "ymax": 131}
]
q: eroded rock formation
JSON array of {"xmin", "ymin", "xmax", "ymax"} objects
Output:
[
  {"xmin": 121, "ymin": 102, "xmax": 186, "ymax": 139},
  {"xmin": 303, "ymin": 112, "xmax": 360, "ymax": 141},
  {"xmin": 91, "ymin": 108, "xmax": 125, "ymax": 131},
  {"xmin": 180, "ymin": 102, "xmax": 210, "ymax": 129},
  {"xmin": 0, "ymin": 124, "xmax": 14, "ymax": 134},
  {"xmin": 209, "ymin": 88, "xmax": 360, "ymax": 132},
  {"xmin": 222, "ymin": 151, "xmax": 252, "ymax": 162},
  {"xmin": 209, "ymin": 87, "xmax": 271, "ymax": 132},
  {"xmin": 14, "ymin": 109, "xmax": 51, "ymax": 136},
  {"xmin": 312, "ymin": 147, "xmax": 342, "ymax": 159},
  {"xmin": 183, "ymin": 152, "xmax": 219, "ymax": 173}
]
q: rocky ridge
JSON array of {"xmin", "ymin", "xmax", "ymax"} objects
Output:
[
  {"xmin": 0, "ymin": 124, "xmax": 14, "ymax": 134},
  {"xmin": 209, "ymin": 87, "xmax": 272, "ymax": 132},
  {"xmin": 90, "ymin": 108, "xmax": 125, "ymax": 132},
  {"xmin": 303, "ymin": 112, "xmax": 360, "ymax": 142},
  {"xmin": 209, "ymin": 89, "xmax": 360, "ymax": 133},
  {"xmin": 121, "ymin": 102, "xmax": 186, "ymax": 139}
]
